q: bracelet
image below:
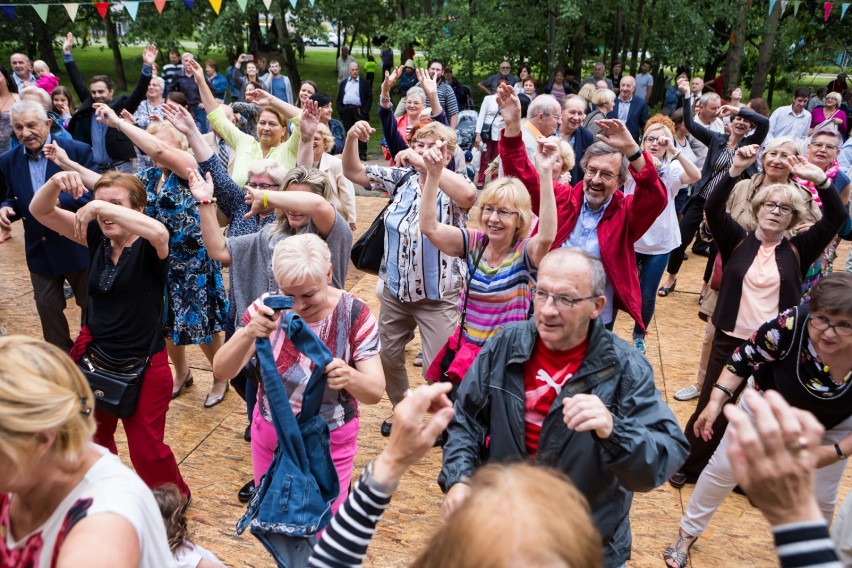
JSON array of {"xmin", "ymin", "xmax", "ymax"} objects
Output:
[
  {"xmin": 626, "ymin": 148, "xmax": 643, "ymax": 162},
  {"xmin": 672, "ymin": 150, "xmax": 682, "ymax": 160},
  {"xmin": 380, "ymin": 96, "xmax": 392, "ymax": 104},
  {"xmin": 712, "ymin": 383, "xmax": 734, "ymax": 399},
  {"xmin": 835, "ymin": 443, "xmax": 848, "ymax": 460},
  {"xmin": 362, "ymin": 460, "xmax": 400, "ymax": 494},
  {"xmin": 817, "ymin": 176, "xmax": 832, "ymax": 190},
  {"xmin": 263, "ymin": 190, "xmax": 269, "ymax": 209},
  {"xmin": 195, "ymin": 197, "xmax": 217, "ymax": 205}
]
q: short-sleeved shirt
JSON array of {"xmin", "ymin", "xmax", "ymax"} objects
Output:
[
  {"xmin": 364, "ymin": 165, "xmax": 467, "ymax": 302},
  {"xmin": 242, "ymin": 291, "xmax": 380, "ymax": 430},
  {"xmin": 635, "ymin": 73, "xmax": 654, "ymax": 100},
  {"xmin": 0, "ymin": 445, "xmax": 175, "ymax": 568}
]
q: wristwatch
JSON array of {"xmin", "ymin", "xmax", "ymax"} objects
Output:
[
  {"xmin": 361, "ymin": 460, "xmax": 400, "ymax": 494},
  {"xmin": 835, "ymin": 443, "xmax": 847, "ymax": 460},
  {"xmin": 626, "ymin": 148, "xmax": 643, "ymax": 162}
]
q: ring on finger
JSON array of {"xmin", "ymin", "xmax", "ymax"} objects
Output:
[{"xmin": 790, "ymin": 435, "xmax": 809, "ymax": 452}]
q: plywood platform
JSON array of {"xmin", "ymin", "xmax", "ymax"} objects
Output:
[{"xmin": 2, "ymin": 196, "xmax": 849, "ymax": 567}]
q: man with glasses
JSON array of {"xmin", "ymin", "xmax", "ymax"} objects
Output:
[
  {"xmin": 520, "ymin": 93, "xmax": 561, "ymax": 160},
  {"xmin": 498, "ymin": 82, "xmax": 667, "ymax": 332},
  {"xmin": 416, "ymin": 59, "xmax": 460, "ymax": 128},
  {"xmin": 440, "ymin": 247, "xmax": 687, "ymax": 568},
  {"xmin": 477, "ymin": 60, "xmax": 518, "ymax": 96}
]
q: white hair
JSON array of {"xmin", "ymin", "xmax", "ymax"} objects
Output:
[
  {"xmin": 18, "ymin": 86, "xmax": 51, "ymax": 112},
  {"xmin": 528, "ymin": 94, "xmax": 559, "ymax": 120},
  {"xmin": 272, "ymin": 233, "xmax": 332, "ymax": 288},
  {"xmin": 10, "ymin": 99, "xmax": 48, "ymax": 121}
]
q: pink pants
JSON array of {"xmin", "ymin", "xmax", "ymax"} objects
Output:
[{"xmin": 251, "ymin": 406, "xmax": 359, "ymax": 515}]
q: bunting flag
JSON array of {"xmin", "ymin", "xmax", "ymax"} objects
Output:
[
  {"xmin": 64, "ymin": 3, "xmax": 79, "ymax": 20},
  {"xmin": 842, "ymin": 3, "xmax": 850, "ymax": 18},
  {"xmin": 308, "ymin": 0, "xmax": 314, "ymax": 5},
  {"xmin": 208, "ymin": 0, "xmax": 222, "ymax": 14},
  {"xmin": 793, "ymin": 0, "xmax": 801, "ymax": 15},
  {"xmin": 780, "ymin": 0, "xmax": 789, "ymax": 14},
  {"xmin": 0, "ymin": 6, "xmax": 13, "ymax": 20},
  {"xmin": 125, "ymin": 0, "xmax": 139, "ymax": 19},
  {"xmin": 94, "ymin": 1, "xmax": 109, "ymax": 18},
  {"xmin": 236, "ymin": 0, "xmax": 248, "ymax": 10},
  {"xmin": 262, "ymin": 0, "xmax": 273, "ymax": 9},
  {"xmin": 182, "ymin": 0, "xmax": 193, "ymax": 8},
  {"xmin": 289, "ymin": 0, "xmax": 296, "ymax": 8},
  {"xmin": 153, "ymin": 0, "xmax": 166, "ymax": 13},
  {"xmin": 32, "ymin": 3, "xmax": 48, "ymax": 22},
  {"xmin": 768, "ymin": 0, "xmax": 777, "ymax": 14},
  {"xmin": 825, "ymin": 1, "xmax": 833, "ymax": 20}
]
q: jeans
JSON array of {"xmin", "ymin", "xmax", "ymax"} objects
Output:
[
  {"xmin": 634, "ymin": 252, "xmax": 671, "ymax": 338},
  {"xmin": 674, "ymin": 186, "xmax": 690, "ymax": 215}
]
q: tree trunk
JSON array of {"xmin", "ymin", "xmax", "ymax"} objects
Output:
[
  {"xmin": 273, "ymin": 6, "xmax": 301, "ymax": 88},
  {"xmin": 628, "ymin": 0, "xmax": 645, "ymax": 74},
  {"xmin": 31, "ymin": 19, "xmax": 59, "ymax": 76},
  {"xmin": 721, "ymin": 0, "xmax": 748, "ymax": 97},
  {"xmin": 749, "ymin": 0, "xmax": 782, "ymax": 99},
  {"xmin": 767, "ymin": 64, "xmax": 777, "ymax": 107},
  {"xmin": 105, "ymin": 11, "xmax": 127, "ymax": 91},
  {"xmin": 610, "ymin": 6, "xmax": 622, "ymax": 69},
  {"xmin": 572, "ymin": 29, "xmax": 584, "ymax": 80}
]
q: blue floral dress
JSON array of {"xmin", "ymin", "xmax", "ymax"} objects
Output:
[{"xmin": 139, "ymin": 168, "xmax": 228, "ymax": 345}]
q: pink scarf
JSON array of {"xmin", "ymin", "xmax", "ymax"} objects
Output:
[{"xmin": 795, "ymin": 159, "xmax": 840, "ymax": 208}]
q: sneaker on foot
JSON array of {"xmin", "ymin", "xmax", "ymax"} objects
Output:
[
  {"xmin": 674, "ymin": 385, "xmax": 700, "ymax": 401},
  {"xmin": 633, "ymin": 336, "xmax": 646, "ymax": 353},
  {"xmin": 413, "ymin": 352, "xmax": 423, "ymax": 367}
]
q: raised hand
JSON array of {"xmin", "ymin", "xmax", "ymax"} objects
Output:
[
  {"xmin": 244, "ymin": 87, "xmax": 273, "ymax": 107},
  {"xmin": 677, "ymin": 77, "xmax": 690, "ymax": 96},
  {"xmin": 187, "ymin": 169, "xmax": 214, "ymax": 201},
  {"xmin": 382, "ymin": 66, "xmax": 403, "ymax": 94},
  {"xmin": 534, "ymin": 136, "xmax": 560, "ymax": 172},
  {"xmin": 119, "ymin": 109, "xmax": 136, "ymax": 124},
  {"xmin": 142, "ymin": 44, "xmax": 157, "ymax": 67},
  {"xmin": 161, "ymin": 101, "xmax": 197, "ymax": 135},
  {"xmin": 496, "ymin": 82, "xmax": 521, "ymax": 128},
  {"xmin": 416, "ymin": 67, "xmax": 437, "ymax": 98},
  {"xmin": 786, "ymin": 155, "xmax": 829, "ymax": 185},
  {"xmin": 394, "ymin": 148, "xmax": 426, "ymax": 170},
  {"xmin": 729, "ymin": 144, "xmax": 760, "ymax": 175},
  {"xmin": 51, "ymin": 171, "xmax": 89, "ymax": 200},
  {"xmin": 184, "ymin": 57, "xmax": 206, "ymax": 84},
  {"xmin": 347, "ymin": 120, "xmax": 374, "ymax": 142},
  {"xmin": 62, "ymin": 32, "xmax": 74, "ymax": 55},
  {"xmin": 655, "ymin": 134, "xmax": 673, "ymax": 152},
  {"xmin": 594, "ymin": 119, "xmax": 638, "ymax": 155},
  {"xmin": 299, "ymin": 99, "xmax": 320, "ymax": 140},
  {"xmin": 94, "ymin": 103, "xmax": 121, "ymax": 128},
  {"xmin": 421, "ymin": 140, "xmax": 446, "ymax": 177},
  {"xmin": 43, "ymin": 142, "xmax": 70, "ymax": 167},
  {"xmin": 715, "ymin": 104, "xmax": 740, "ymax": 119}
]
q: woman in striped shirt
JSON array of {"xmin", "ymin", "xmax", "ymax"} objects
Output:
[{"xmin": 420, "ymin": 132, "xmax": 558, "ymax": 384}]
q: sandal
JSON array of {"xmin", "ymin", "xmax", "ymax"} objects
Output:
[
  {"xmin": 663, "ymin": 530, "xmax": 697, "ymax": 568},
  {"xmin": 657, "ymin": 280, "xmax": 677, "ymax": 297}
]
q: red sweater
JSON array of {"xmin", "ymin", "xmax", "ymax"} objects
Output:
[{"xmin": 498, "ymin": 132, "xmax": 667, "ymax": 330}]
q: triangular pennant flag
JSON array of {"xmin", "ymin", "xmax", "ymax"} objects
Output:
[
  {"xmin": 94, "ymin": 2, "xmax": 109, "ymax": 19},
  {"xmin": 842, "ymin": 3, "xmax": 850, "ymax": 18},
  {"xmin": 825, "ymin": 2, "xmax": 833, "ymax": 20},
  {"xmin": 780, "ymin": 0, "xmax": 789, "ymax": 14},
  {"xmin": 0, "ymin": 6, "xmax": 13, "ymax": 20},
  {"xmin": 262, "ymin": 0, "xmax": 273, "ymax": 9},
  {"xmin": 236, "ymin": 0, "xmax": 248, "ymax": 10},
  {"xmin": 125, "ymin": 1, "xmax": 139, "ymax": 19},
  {"xmin": 183, "ymin": 0, "xmax": 193, "ymax": 9},
  {"xmin": 153, "ymin": 0, "xmax": 166, "ymax": 13},
  {"xmin": 308, "ymin": 0, "xmax": 314, "ymax": 5},
  {"xmin": 208, "ymin": 0, "xmax": 222, "ymax": 13},
  {"xmin": 33, "ymin": 3, "xmax": 49, "ymax": 22},
  {"xmin": 289, "ymin": 0, "xmax": 296, "ymax": 8},
  {"xmin": 64, "ymin": 3, "xmax": 79, "ymax": 20},
  {"xmin": 793, "ymin": 0, "xmax": 801, "ymax": 15},
  {"xmin": 768, "ymin": 0, "xmax": 777, "ymax": 15}
]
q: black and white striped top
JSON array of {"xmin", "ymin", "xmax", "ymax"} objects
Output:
[{"xmin": 773, "ymin": 521, "xmax": 841, "ymax": 568}]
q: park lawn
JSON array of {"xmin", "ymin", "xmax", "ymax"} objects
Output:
[{"xmin": 32, "ymin": 44, "xmax": 387, "ymax": 156}]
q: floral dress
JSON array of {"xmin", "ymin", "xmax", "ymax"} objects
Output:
[{"xmin": 139, "ymin": 167, "xmax": 228, "ymax": 345}]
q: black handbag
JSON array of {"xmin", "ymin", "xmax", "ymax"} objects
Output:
[
  {"xmin": 479, "ymin": 112, "xmax": 499, "ymax": 143},
  {"xmin": 438, "ymin": 239, "xmax": 488, "ymax": 399},
  {"xmin": 79, "ymin": 344, "xmax": 152, "ymax": 419},
  {"xmin": 350, "ymin": 169, "xmax": 416, "ymax": 275}
]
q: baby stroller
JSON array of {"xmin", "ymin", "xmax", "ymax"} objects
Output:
[{"xmin": 455, "ymin": 110, "xmax": 478, "ymax": 152}]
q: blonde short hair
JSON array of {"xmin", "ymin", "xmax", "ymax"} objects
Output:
[
  {"xmin": 577, "ymin": 83, "xmax": 597, "ymax": 102},
  {"xmin": 591, "ymin": 88, "xmax": 615, "ymax": 107},
  {"xmin": 752, "ymin": 182, "xmax": 810, "ymax": 228},
  {"xmin": 548, "ymin": 135, "xmax": 575, "ymax": 176},
  {"xmin": 410, "ymin": 121, "xmax": 458, "ymax": 155},
  {"xmin": 272, "ymin": 166, "xmax": 342, "ymax": 237},
  {"xmin": 33, "ymin": 60, "xmax": 49, "ymax": 73},
  {"xmin": 0, "ymin": 336, "xmax": 96, "ymax": 471},
  {"xmin": 272, "ymin": 233, "xmax": 332, "ymax": 289},
  {"xmin": 477, "ymin": 177, "xmax": 533, "ymax": 242},
  {"xmin": 147, "ymin": 121, "xmax": 189, "ymax": 152},
  {"xmin": 316, "ymin": 123, "xmax": 335, "ymax": 153}
]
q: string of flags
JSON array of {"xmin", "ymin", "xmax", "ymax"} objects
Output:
[
  {"xmin": 0, "ymin": 0, "xmax": 315, "ymax": 23},
  {"xmin": 766, "ymin": 0, "xmax": 849, "ymax": 19}
]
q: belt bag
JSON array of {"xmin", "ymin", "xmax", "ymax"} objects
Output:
[{"xmin": 79, "ymin": 344, "xmax": 149, "ymax": 419}]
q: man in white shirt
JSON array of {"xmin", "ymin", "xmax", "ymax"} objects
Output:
[
  {"xmin": 635, "ymin": 61, "xmax": 654, "ymax": 102},
  {"xmin": 9, "ymin": 53, "xmax": 36, "ymax": 91},
  {"xmin": 765, "ymin": 87, "xmax": 812, "ymax": 146}
]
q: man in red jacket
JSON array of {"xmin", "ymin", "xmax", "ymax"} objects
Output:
[{"xmin": 496, "ymin": 83, "xmax": 666, "ymax": 332}]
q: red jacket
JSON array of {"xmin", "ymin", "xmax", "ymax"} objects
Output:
[{"xmin": 499, "ymin": 132, "xmax": 667, "ymax": 330}]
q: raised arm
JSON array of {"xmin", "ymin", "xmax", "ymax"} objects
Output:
[
  {"xmin": 677, "ymin": 77, "xmax": 716, "ymax": 148},
  {"xmin": 417, "ymin": 68, "xmax": 443, "ymax": 117},
  {"xmin": 160, "ymin": 101, "xmax": 213, "ymax": 162},
  {"xmin": 186, "ymin": 169, "xmax": 231, "ymax": 263},
  {"xmin": 245, "ymin": 86, "xmax": 302, "ymax": 121},
  {"xmin": 342, "ymin": 121, "xmax": 374, "ymax": 188},
  {"xmin": 739, "ymin": 106, "xmax": 770, "ymax": 147},
  {"xmin": 419, "ymin": 140, "xmax": 466, "ymax": 257},
  {"xmin": 61, "ymin": 32, "xmax": 89, "ymax": 103},
  {"xmin": 43, "ymin": 142, "xmax": 101, "ymax": 189},
  {"xmin": 527, "ymin": 138, "xmax": 558, "ymax": 265},
  {"xmin": 29, "ymin": 171, "xmax": 88, "ymax": 246},
  {"xmin": 95, "ymin": 104, "xmax": 196, "ymax": 178},
  {"xmin": 244, "ymin": 184, "xmax": 336, "ymax": 237},
  {"xmin": 296, "ymin": 100, "xmax": 320, "ymax": 167},
  {"xmin": 185, "ymin": 57, "xmax": 220, "ymax": 115},
  {"xmin": 705, "ymin": 145, "xmax": 756, "ymax": 257},
  {"xmin": 123, "ymin": 44, "xmax": 156, "ymax": 114}
]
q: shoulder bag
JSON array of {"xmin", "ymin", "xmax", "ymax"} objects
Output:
[
  {"xmin": 479, "ymin": 109, "xmax": 499, "ymax": 143},
  {"xmin": 350, "ymin": 168, "xmax": 416, "ymax": 275}
]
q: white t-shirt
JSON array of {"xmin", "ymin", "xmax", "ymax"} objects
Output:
[
  {"xmin": 0, "ymin": 445, "xmax": 176, "ymax": 568},
  {"xmin": 624, "ymin": 160, "xmax": 686, "ymax": 255},
  {"xmin": 175, "ymin": 542, "xmax": 224, "ymax": 568}
]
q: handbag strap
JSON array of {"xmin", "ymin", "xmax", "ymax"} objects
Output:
[{"xmin": 456, "ymin": 236, "xmax": 489, "ymax": 349}]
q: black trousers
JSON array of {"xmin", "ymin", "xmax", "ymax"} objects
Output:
[
  {"xmin": 340, "ymin": 105, "xmax": 368, "ymax": 159},
  {"xmin": 666, "ymin": 193, "xmax": 706, "ymax": 275},
  {"xmin": 30, "ymin": 269, "xmax": 88, "ymax": 351}
]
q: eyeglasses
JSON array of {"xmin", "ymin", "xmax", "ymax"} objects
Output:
[
  {"xmin": 246, "ymin": 182, "xmax": 279, "ymax": 190},
  {"xmin": 644, "ymin": 136, "xmax": 661, "ymax": 144},
  {"xmin": 499, "ymin": 66, "xmax": 511, "ymax": 71},
  {"xmin": 531, "ymin": 286, "xmax": 596, "ymax": 309},
  {"xmin": 810, "ymin": 142, "xmax": 839, "ymax": 151},
  {"xmin": 809, "ymin": 315, "xmax": 852, "ymax": 337},
  {"xmin": 585, "ymin": 166, "xmax": 617, "ymax": 183},
  {"xmin": 761, "ymin": 201, "xmax": 793, "ymax": 215},
  {"xmin": 481, "ymin": 206, "xmax": 519, "ymax": 219}
]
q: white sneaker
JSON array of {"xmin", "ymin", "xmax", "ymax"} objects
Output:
[{"xmin": 673, "ymin": 385, "xmax": 700, "ymax": 401}]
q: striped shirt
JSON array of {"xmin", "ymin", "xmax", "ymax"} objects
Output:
[
  {"xmin": 698, "ymin": 145, "xmax": 735, "ymax": 199},
  {"xmin": 773, "ymin": 521, "xmax": 841, "ymax": 568},
  {"xmin": 460, "ymin": 229, "xmax": 535, "ymax": 346}
]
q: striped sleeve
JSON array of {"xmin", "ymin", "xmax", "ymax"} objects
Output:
[
  {"xmin": 307, "ymin": 473, "xmax": 393, "ymax": 568},
  {"xmin": 773, "ymin": 521, "xmax": 842, "ymax": 568}
]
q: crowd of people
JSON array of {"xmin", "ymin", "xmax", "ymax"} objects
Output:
[{"xmin": 0, "ymin": 37, "xmax": 851, "ymax": 568}]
